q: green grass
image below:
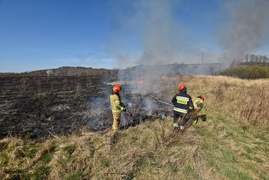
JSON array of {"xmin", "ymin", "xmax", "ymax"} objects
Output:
[
  {"xmin": 24, "ymin": 146, "xmax": 38, "ymax": 158},
  {"xmin": 220, "ymin": 166, "xmax": 253, "ymax": 180},
  {"xmin": 254, "ymin": 132, "xmax": 268, "ymax": 141},
  {"xmin": 0, "ymin": 153, "xmax": 9, "ymax": 166},
  {"xmin": 100, "ymin": 157, "xmax": 110, "ymax": 167},
  {"xmin": 62, "ymin": 144, "xmax": 76, "ymax": 155},
  {"xmin": 64, "ymin": 172, "xmax": 84, "ymax": 180},
  {"xmin": 32, "ymin": 165, "xmax": 51, "ymax": 180},
  {"xmin": 40, "ymin": 152, "xmax": 53, "ymax": 163}
]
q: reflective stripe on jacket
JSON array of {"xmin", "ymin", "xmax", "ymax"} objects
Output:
[
  {"xmin": 171, "ymin": 90, "xmax": 193, "ymax": 114},
  {"xmin": 173, "ymin": 107, "xmax": 187, "ymax": 113}
]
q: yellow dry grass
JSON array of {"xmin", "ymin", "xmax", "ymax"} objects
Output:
[{"xmin": 0, "ymin": 75, "xmax": 268, "ymax": 179}]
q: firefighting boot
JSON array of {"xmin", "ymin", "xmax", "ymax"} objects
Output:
[{"xmin": 173, "ymin": 123, "xmax": 179, "ymax": 132}]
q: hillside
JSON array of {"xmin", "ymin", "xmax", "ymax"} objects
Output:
[
  {"xmin": 0, "ymin": 66, "xmax": 118, "ymax": 77},
  {"xmin": 0, "ymin": 63, "xmax": 225, "ymax": 78},
  {"xmin": 0, "ymin": 75, "xmax": 268, "ymax": 179}
]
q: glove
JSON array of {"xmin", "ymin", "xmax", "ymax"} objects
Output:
[
  {"xmin": 123, "ymin": 108, "xmax": 127, "ymax": 112},
  {"xmin": 188, "ymin": 107, "xmax": 194, "ymax": 112},
  {"xmin": 121, "ymin": 107, "xmax": 126, "ymax": 112},
  {"xmin": 201, "ymin": 115, "xmax": 207, "ymax": 121}
]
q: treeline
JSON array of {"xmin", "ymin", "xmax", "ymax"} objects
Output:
[
  {"xmin": 218, "ymin": 54, "xmax": 269, "ymax": 79},
  {"xmin": 230, "ymin": 54, "xmax": 269, "ymax": 67},
  {"xmin": 218, "ymin": 65, "xmax": 269, "ymax": 79}
]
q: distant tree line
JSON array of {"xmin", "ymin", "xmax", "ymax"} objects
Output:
[
  {"xmin": 219, "ymin": 65, "xmax": 269, "ymax": 79},
  {"xmin": 219, "ymin": 54, "xmax": 269, "ymax": 79},
  {"xmin": 230, "ymin": 54, "xmax": 269, "ymax": 67}
]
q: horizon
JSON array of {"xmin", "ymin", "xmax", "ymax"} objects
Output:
[
  {"xmin": 1, "ymin": 0, "xmax": 269, "ymax": 73},
  {"xmin": 0, "ymin": 62, "xmax": 226, "ymax": 74}
]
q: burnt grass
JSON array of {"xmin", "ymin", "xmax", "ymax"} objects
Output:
[{"xmin": 0, "ymin": 75, "xmax": 171, "ymax": 140}]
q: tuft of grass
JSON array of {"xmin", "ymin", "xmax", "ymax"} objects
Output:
[
  {"xmin": 100, "ymin": 157, "xmax": 110, "ymax": 167},
  {"xmin": 64, "ymin": 172, "xmax": 84, "ymax": 180},
  {"xmin": 221, "ymin": 166, "xmax": 253, "ymax": 180},
  {"xmin": 183, "ymin": 165, "xmax": 196, "ymax": 178},
  {"xmin": 62, "ymin": 144, "xmax": 76, "ymax": 155},
  {"xmin": 31, "ymin": 165, "xmax": 51, "ymax": 180},
  {"xmin": 0, "ymin": 153, "xmax": 9, "ymax": 166},
  {"xmin": 254, "ymin": 157, "xmax": 264, "ymax": 163},
  {"xmin": 244, "ymin": 145, "xmax": 253, "ymax": 154},
  {"xmin": 40, "ymin": 152, "xmax": 53, "ymax": 163},
  {"xmin": 223, "ymin": 151, "xmax": 237, "ymax": 162},
  {"xmin": 24, "ymin": 146, "xmax": 38, "ymax": 159}
]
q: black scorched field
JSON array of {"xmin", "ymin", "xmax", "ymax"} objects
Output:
[{"xmin": 0, "ymin": 74, "xmax": 172, "ymax": 140}]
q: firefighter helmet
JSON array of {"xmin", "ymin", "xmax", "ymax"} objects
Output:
[
  {"xmin": 198, "ymin": 95, "xmax": 205, "ymax": 101},
  {"xmin": 178, "ymin": 84, "xmax": 186, "ymax": 91},
  {"xmin": 113, "ymin": 85, "xmax": 121, "ymax": 93}
]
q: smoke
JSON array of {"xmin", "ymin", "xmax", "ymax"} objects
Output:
[
  {"xmin": 106, "ymin": 0, "xmax": 198, "ymax": 67},
  {"xmin": 86, "ymin": 0, "xmax": 269, "ymax": 131},
  {"xmin": 218, "ymin": 0, "xmax": 269, "ymax": 63},
  {"xmin": 87, "ymin": 75, "xmax": 115, "ymax": 131},
  {"xmin": 134, "ymin": 0, "xmax": 186, "ymax": 65},
  {"xmin": 106, "ymin": 0, "xmax": 269, "ymax": 67}
]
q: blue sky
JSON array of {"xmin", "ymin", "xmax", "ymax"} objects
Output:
[{"xmin": 0, "ymin": 0, "xmax": 268, "ymax": 72}]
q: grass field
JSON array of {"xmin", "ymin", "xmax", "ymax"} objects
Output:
[{"xmin": 0, "ymin": 75, "xmax": 268, "ymax": 179}]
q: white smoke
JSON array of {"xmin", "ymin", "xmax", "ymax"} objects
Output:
[
  {"xmin": 134, "ymin": 0, "xmax": 186, "ymax": 65},
  {"xmin": 106, "ymin": 0, "xmax": 269, "ymax": 67},
  {"xmin": 218, "ymin": 0, "xmax": 269, "ymax": 63},
  {"xmin": 106, "ymin": 0, "xmax": 199, "ymax": 66}
]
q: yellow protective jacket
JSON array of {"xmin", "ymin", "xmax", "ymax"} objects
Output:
[
  {"xmin": 110, "ymin": 93, "xmax": 125, "ymax": 113},
  {"xmin": 193, "ymin": 98, "xmax": 204, "ymax": 112}
]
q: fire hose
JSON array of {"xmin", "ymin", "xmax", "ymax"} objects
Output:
[
  {"xmin": 122, "ymin": 96, "xmax": 174, "ymax": 118},
  {"xmin": 124, "ymin": 110, "xmax": 134, "ymax": 117},
  {"xmin": 149, "ymin": 95, "xmax": 206, "ymax": 121},
  {"xmin": 149, "ymin": 95, "xmax": 174, "ymax": 107}
]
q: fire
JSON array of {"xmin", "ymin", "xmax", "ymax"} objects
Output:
[
  {"xmin": 78, "ymin": 126, "xmax": 87, "ymax": 136},
  {"xmin": 139, "ymin": 76, "xmax": 144, "ymax": 84}
]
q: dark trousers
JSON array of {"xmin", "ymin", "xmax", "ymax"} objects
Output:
[{"xmin": 173, "ymin": 112, "xmax": 186, "ymax": 126}]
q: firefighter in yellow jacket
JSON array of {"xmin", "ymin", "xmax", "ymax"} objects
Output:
[
  {"xmin": 110, "ymin": 85, "xmax": 126, "ymax": 131},
  {"xmin": 192, "ymin": 95, "xmax": 206, "ymax": 124}
]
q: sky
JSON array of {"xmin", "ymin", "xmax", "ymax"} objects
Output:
[{"xmin": 0, "ymin": 0, "xmax": 269, "ymax": 73}]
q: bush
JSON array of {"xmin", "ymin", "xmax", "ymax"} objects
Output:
[{"xmin": 218, "ymin": 65, "xmax": 269, "ymax": 79}]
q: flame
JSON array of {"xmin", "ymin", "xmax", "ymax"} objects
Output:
[
  {"xmin": 139, "ymin": 76, "xmax": 144, "ymax": 84},
  {"xmin": 78, "ymin": 126, "xmax": 87, "ymax": 136}
]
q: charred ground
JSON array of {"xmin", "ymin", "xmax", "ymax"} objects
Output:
[
  {"xmin": 1, "ymin": 63, "xmax": 223, "ymax": 140},
  {"xmin": 0, "ymin": 75, "xmax": 109, "ymax": 140},
  {"xmin": 0, "ymin": 72, "xmax": 172, "ymax": 140}
]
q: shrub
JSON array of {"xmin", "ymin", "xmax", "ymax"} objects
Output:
[{"xmin": 218, "ymin": 65, "xmax": 269, "ymax": 79}]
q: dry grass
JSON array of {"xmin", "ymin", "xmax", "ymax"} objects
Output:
[
  {"xmin": 0, "ymin": 121, "xmax": 213, "ymax": 179},
  {"xmin": 0, "ymin": 75, "xmax": 268, "ymax": 179},
  {"xmin": 188, "ymin": 75, "xmax": 269, "ymax": 127}
]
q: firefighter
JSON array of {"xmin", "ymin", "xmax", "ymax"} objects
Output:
[
  {"xmin": 171, "ymin": 84, "xmax": 194, "ymax": 132},
  {"xmin": 110, "ymin": 85, "xmax": 126, "ymax": 131},
  {"xmin": 192, "ymin": 96, "xmax": 206, "ymax": 124}
]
